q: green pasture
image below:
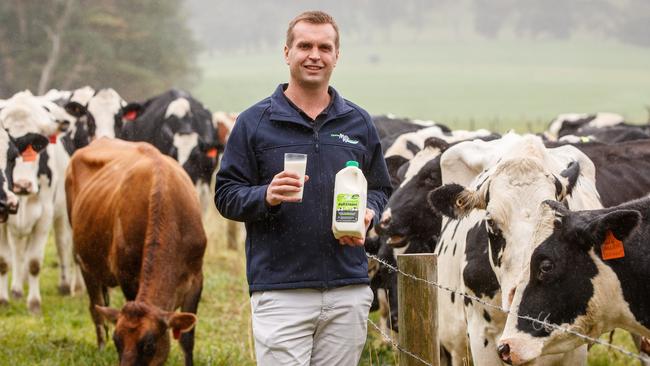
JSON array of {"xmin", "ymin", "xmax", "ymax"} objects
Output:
[
  {"xmin": 0, "ymin": 208, "xmax": 645, "ymax": 365},
  {"xmin": 195, "ymin": 39, "xmax": 650, "ymax": 132}
]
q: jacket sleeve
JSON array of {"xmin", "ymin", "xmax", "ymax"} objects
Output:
[
  {"xmin": 363, "ymin": 114, "xmax": 393, "ymax": 229},
  {"xmin": 214, "ymin": 114, "xmax": 274, "ymax": 222}
]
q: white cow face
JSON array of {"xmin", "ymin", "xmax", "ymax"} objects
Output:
[
  {"xmin": 429, "ymin": 137, "xmax": 599, "ymax": 312},
  {"xmin": 86, "ymin": 88, "xmax": 126, "ymax": 139}
]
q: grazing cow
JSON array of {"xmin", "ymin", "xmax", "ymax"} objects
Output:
[
  {"xmin": 120, "ymin": 89, "xmax": 219, "ymax": 216},
  {"xmin": 429, "ymin": 134, "xmax": 600, "ymax": 365},
  {"xmin": 66, "ymin": 138, "xmax": 206, "ymax": 365},
  {"xmin": 0, "ymin": 92, "xmax": 78, "ymax": 309},
  {"xmin": 545, "ymin": 112, "xmax": 624, "ymax": 141},
  {"xmin": 498, "ymin": 198, "xmax": 650, "ymax": 365}
]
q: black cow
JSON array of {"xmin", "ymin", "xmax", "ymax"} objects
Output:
[{"xmin": 120, "ymin": 89, "xmax": 220, "ymax": 214}]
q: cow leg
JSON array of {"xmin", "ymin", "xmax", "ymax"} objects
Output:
[
  {"xmin": 8, "ymin": 233, "xmax": 27, "ymax": 299},
  {"xmin": 53, "ymin": 214, "xmax": 73, "ymax": 295},
  {"xmin": 0, "ymin": 248, "xmax": 10, "ymax": 305},
  {"xmin": 179, "ymin": 276, "xmax": 203, "ymax": 366},
  {"xmin": 84, "ymin": 273, "xmax": 109, "ymax": 349},
  {"xmin": 25, "ymin": 228, "xmax": 49, "ymax": 314}
]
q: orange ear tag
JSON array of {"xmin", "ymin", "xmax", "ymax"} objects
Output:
[
  {"xmin": 173, "ymin": 328, "xmax": 181, "ymax": 340},
  {"xmin": 601, "ymin": 230, "xmax": 625, "ymax": 260},
  {"xmin": 206, "ymin": 148, "xmax": 218, "ymax": 158},
  {"xmin": 21, "ymin": 145, "xmax": 38, "ymax": 162},
  {"xmin": 124, "ymin": 110, "xmax": 138, "ymax": 121}
]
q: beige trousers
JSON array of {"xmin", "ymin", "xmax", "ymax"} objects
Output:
[{"xmin": 250, "ymin": 284, "xmax": 374, "ymax": 366}]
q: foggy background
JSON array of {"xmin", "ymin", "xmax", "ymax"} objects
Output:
[{"xmin": 1, "ymin": 0, "xmax": 649, "ymax": 129}]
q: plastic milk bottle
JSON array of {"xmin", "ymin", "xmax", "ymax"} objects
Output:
[{"xmin": 332, "ymin": 161, "xmax": 368, "ymax": 239}]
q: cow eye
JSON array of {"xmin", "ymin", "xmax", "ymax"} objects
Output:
[
  {"xmin": 486, "ymin": 218, "xmax": 497, "ymax": 232},
  {"xmin": 537, "ymin": 259, "xmax": 554, "ymax": 281}
]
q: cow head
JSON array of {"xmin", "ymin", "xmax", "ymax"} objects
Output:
[
  {"xmin": 0, "ymin": 91, "xmax": 58, "ymax": 199},
  {"xmin": 497, "ymin": 201, "xmax": 641, "ymax": 365},
  {"xmin": 376, "ymin": 138, "xmax": 449, "ymax": 247},
  {"xmin": 9, "ymin": 133, "xmax": 50, "ymax": 195},
  {"xmin": 96, "ymin": 302, "xmax": 197, "ymax": 366},
  {"xmin": 428, "ymin": 135, "xmax": 601, "ymax": 312},
  {"xmin": 63, "ymin": 88, "xmax": 127, "ymax": 145}
]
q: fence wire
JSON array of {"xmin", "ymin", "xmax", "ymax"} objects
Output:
[
  {"xmin": 367, "ymin": 317, "xmax": 434, "ymax": 366},
  {"xmin": 366, "ymin": 252, "xmax": 650, "ymax": 364}
]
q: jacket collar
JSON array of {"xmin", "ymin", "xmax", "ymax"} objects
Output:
[{"xmin": 269, "ymin": 83, "xmax": 353, "ymax": 127}]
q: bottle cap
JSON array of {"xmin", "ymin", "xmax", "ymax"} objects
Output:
[{"xmin": 346, "ymin": 160, "xmax": 359, "ymax": 168}]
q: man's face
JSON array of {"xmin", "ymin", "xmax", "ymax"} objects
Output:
[{"xmin": 284, "ymin": 21, "xmax": 339, "ymax": 89}]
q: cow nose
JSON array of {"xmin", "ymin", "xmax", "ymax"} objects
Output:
[
  {"xmin": 13, "ymin": 180, "xmax": 32, "ymax": 195},
  {"xmin": 497, "ymin": 343, "xmax": 512, "ymax": 364}
]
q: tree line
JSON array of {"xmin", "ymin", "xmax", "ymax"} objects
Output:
[{"xmin": 0, "ymin": 0, "xmax": 198, "ymax": 100}]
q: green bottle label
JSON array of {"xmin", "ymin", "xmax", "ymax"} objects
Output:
[{"xmin": 335, "ymin": 193, "xmax": 360, "ymax": 222}]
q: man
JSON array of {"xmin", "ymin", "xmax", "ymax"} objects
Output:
[{"xmin": 214, "ymin": 10, "xmax": 392, "ymax": 365}]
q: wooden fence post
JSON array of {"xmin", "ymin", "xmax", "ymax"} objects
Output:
[{"xmin": 397, "ymin": 253, "xmax": 439, "ymax": 366}]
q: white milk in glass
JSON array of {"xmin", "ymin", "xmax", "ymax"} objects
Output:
[
  {"xmin": 284, "ymin": 153, "xmax": 307, "ymax": 201},
  {"xmin": 332, "ymin": 160, "xmax": 367, "ymax": 239}
]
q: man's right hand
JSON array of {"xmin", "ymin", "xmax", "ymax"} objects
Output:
[{"xmin": 265, "ymin": 171, "xmax": 309, "ymax": 206}]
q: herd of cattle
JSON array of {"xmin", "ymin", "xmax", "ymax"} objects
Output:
[
  {"xmin": 2, "ymin": 84, "xmax": 650, "ymax": 366},
  {"xmin": 0, "ymin": 86, "xmax": 236, "ymax": 365},
  {"xmin": 368, "ymin": 112, "xmax": 650, "ymax": 365}
]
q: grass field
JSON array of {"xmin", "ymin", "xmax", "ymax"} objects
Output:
[
  {"xmin": 0, "ymin": 206, "xmax": 645, "ymax": 365},
  {"xmin": 194, "ymin": 39, "xmax": 650, "ymax": 132}
]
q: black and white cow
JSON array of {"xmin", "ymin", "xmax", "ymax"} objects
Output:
[
  {"xmin": 373, "ymin": 114, "xmax": 444, "ymax": 151},
  {"xmin": 429, "ymin": 134, "xmax": 600, "ymax": 365},
  {"xmin": 384, "ymin": 127, "xmax": 494, "ymax": 188},
  {"xmin": 120, "ymin": 89, "xmax": 220, "ymax": 215},
  {"xmin": 559, "ymin": 124, "xmax": 650, "ymax": 144},
  {"xmin": 498, "ymin": 198, "xmax": 650, "ymax": 365},
  {"xmin": 545, "ymin": 112, "xmax": 624, "ymax": 141},
  {"xmin": 63, "ymin": 87, "xmax": 128, "ymax": 146},
  {"xmin": 0, "ymin": 91, "xmax": 76, "ymax": 312}
]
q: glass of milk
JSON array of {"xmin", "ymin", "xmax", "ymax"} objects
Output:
[{"xmin": 284, "ymin": 153, "xmax": 307, "ymax": 201}]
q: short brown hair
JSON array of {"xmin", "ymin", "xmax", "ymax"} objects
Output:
[{"xmin": 286, "ymin": 11, "xmax": 340, "ymax": 49}]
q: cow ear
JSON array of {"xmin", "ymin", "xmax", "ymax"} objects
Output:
[
  {"xmin": 95, "ymin": 305, "xmax": 119, "ymax": 324},
  {"xmin": 428, "ymin": 183, "xmax": 485, "ymax": 219},
  {"xmin": 554, "ymin": 161, "xmax": 580, "ymax": 201},
  {"xmin": 165, "ymin": 312, "xmax": 197, "ymax": 340},
  {"xmin": 64, "ymin": 101, "xmax": 87, "ymax": 118},
  {"xmin": 122, "ymin": 103, "xmax": 143, "ymax": 122},
  {"xmin": 586, "ymin": 209, "xmax": 641, "ymax": 248}
]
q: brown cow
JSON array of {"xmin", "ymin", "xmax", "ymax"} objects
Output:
[{"xmin": 65, "ymin": 138, "xmax": 206, "ymax": 366}]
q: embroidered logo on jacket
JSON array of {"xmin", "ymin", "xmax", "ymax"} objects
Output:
[{"xmin": 331, "ymin": 133, "xmax": 359, "ymax": 145}]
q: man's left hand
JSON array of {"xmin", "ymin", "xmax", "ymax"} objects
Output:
[{"xmin": 338, "ymin": 209, "xmax": 374, "ymax": 247}]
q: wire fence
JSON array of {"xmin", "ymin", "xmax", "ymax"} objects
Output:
[{"xmin": 365, "ymin": 252, "xmax": 650, "ymax": 364}]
